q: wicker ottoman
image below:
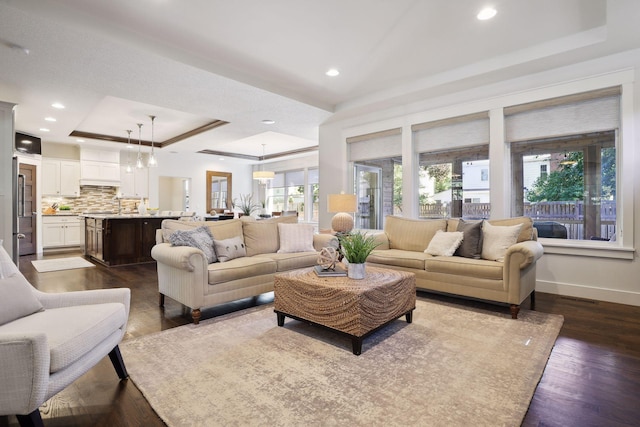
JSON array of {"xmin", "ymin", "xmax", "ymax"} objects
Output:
[{"xmin": 274, "ymin": 266, "xmax": 416, "ymax": 355}]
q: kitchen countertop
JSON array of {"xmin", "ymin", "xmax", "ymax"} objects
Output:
[
  {"xmin": 81, "ymin": 213, "xmax": 181, "ymax": 219},
  {"xmin": 42, "ymin": 212, "xmax": 82, "ymax": 216}
]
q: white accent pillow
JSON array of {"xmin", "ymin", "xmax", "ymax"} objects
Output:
[
  {"xmin": 213, "ymin": 236, "xmax": 247, "ymax": 262},
  {"xmin": 424, "ymin": 230, "xmax": 464, "ymax": 256},
  {"xmin": 481, "ymin": 221, "xmax": 523, "ymax": 262},
  {"xmin": 277, "ymin": 223, "xmax": 315, "ymax": 253}
]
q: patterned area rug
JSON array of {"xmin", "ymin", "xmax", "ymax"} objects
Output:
[
  {"xmin": 31, "ymin": 257, "xmax": 95, "ymax": 273},
  {"xmin": 120, "ymin": 298, "xmax": 563, "ymax": 427}
]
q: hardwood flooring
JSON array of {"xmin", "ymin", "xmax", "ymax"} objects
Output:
[{"xmin": 2, "ymin": 250, "xmax": 640, "ymax": 427}]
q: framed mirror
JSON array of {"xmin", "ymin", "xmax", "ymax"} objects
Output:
[{"xmin": 206, "ymin": 171, "xmax": 232, "ymax": 214}]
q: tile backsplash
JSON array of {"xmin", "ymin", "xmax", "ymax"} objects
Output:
[{"xmin": 42, "ymin": 186, "xmax": 144, "ymax": 214}]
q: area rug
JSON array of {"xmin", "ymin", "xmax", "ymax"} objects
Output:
[
  {"xmin": 120, "ymin": 298, "xmax": 564, "ymax": 427},
  {"xmin": 31, "ymin": 257, "xmax": 95, "ymax": 272}
]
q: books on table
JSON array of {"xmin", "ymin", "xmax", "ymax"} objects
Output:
[{"xmin": 314, "ymin": 265, "xmax": 347, "ymax": 277}]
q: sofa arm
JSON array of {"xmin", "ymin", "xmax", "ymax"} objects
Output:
[
  {"xmin": 504, "ymin": 240, "xmax": 544, "ymax": 270},
  {"xmin": 313, "ymin": 234, "xmax": 339, "ymax": 252},
  {"xmin": 35, "ymin": 288, "xmax": 130, "ymax": 316},
  {"xmin": 360, "ymin": 229, "xmax": 390, "ymax": 250},
  {"xmin": 151, "ymin": 243, "xmax": 207, "ymax": 272},
  {"xmin": 0, "ymin": 333, "xmax": 49, "ymax": 415}
]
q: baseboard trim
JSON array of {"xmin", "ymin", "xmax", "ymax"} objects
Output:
[{"xmin": 536, "ymin": 280, "xmax": 640, "ymax": 307}]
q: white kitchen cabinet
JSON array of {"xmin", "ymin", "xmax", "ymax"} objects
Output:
[
  {"xmin": 80, "ymin": 148, "xmax": 120, "ymax": 185},
  {"xmin": 42, "ymin": 216, "xmax": 82, "ymax": 248},
  {"xmin": 119, "ymin": 166, "xmax": 148, "ymax": 198},
  {"xmin": 42, "ymin": 159, "xmax": 80, "ymax": 197}
]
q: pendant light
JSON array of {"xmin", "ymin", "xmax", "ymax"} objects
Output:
[
  {"xmin": 253, "ymin": 144, "xmax": 274, "ymax": 184},
  {"xmin": 147, "ymin": 115, "xmax": 158, "ymax": 167},
  {"xmin": 125, "ymin": 129, "xmax": 133, "ymax": 174},
  {"xmin": 136, "ymin": 123, "xmax": 144, "ymax": 169}
]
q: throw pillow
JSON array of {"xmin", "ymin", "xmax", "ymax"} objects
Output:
[
  {"xmin": 481, "ymin": 221, "xmax": 523, "ymax": 262},
  {"xmin": 213, "ymin": 236, "xmax": 247, "ymax": 262},
  {"xmin": 169, "ymin": 226, "xmax": 217, "ymax": 263},
  {"xmin": 277, "ymin": 223, "xmax": 315, "ymax": 253},
  {"xmin": 0, "ymin": 273, "xmax": 44, "ymax": 326},
  {"xmin": 454, "ymin": 219, "xmax": 483, "ymax": 259},
  {"xmin": 424, "ymin": 230, "xmax": 464, "ymax": 256}
]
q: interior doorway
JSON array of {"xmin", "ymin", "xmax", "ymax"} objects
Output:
[
  {"xmin": 158, "ymin": 176, "xmax": 192, "ymax": 212},
  {"xmin": 18, "ymin": 163, "xmax": 37, "ymax": 255}
]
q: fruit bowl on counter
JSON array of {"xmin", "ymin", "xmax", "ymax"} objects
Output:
[{"xmin": 147, "ymin": 208, "xmax": 159, "ymax": 216}]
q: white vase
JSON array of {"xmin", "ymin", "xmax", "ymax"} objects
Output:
[{"xmin": 348, "ymin": 263, "xmax": 366, "ymax": 280}]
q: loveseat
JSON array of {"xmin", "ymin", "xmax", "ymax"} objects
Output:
[
  {"xmin": 151, "ymin": 216, "xmax": 338, "ymax": 324},
  {"xmin": 364, "ymin": 215, "xmax": 543, "ymax": 318}
]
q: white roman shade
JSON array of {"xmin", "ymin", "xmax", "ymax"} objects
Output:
[
  {"xmin": 413, "ymin": 112, "xmax": 489, "ymax": 153},
  {"xmin": 505, "ymin": 87, "xmax": 621, "ymax": 142},
  {"xmin": 347, "ymin": 128, "xmax": 402, "ymax": 162}
]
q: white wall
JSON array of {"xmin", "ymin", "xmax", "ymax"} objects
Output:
[
  {"xmin": 0, "ymin": 102, "xmax": 16, "ymax": 258},
  {"xmin": 319, "ymin": 49, "xmax": 640, "ymax": 307},
  {"xmin": 148, "ymin": 151, "xmax": 253, "ymax": 217}
]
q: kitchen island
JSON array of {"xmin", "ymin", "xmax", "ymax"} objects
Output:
[{"xmin": 83, "ymin": 214, "xmax": 181, "ymax": 266}]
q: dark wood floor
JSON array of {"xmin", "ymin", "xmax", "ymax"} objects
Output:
[{"xmin": 3, "ymin": 251, "xmax": 640, "ymax": 427}]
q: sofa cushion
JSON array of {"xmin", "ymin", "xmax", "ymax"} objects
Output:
[
  {"xmin": 161, "ymin": 219, "xmax": 202, "ymax": 242},
  {"xmin": 425, "ymin": 256, "xmax": 504, "ymax": 280},
  {"xmin": 481, "ymin": 221, "xmax": 523, "ymax": 262},
  {"xmin": 454, "ymin": 219, "xmax": 483, "ymax": 259},
  {"xmin": 277, "ymin": 223, "xmax": 315, "ymax": 253},
  {"xmin": 424, "ymin": 230, "xmax": 464, "ymax": 256},
  {"xmin": 487, "ymin": 216, "xmax": 534, "ymax": 243},
  {"xmin": 0, "ymin": 303, "xmax": 126, "ymax": 373},
  {"xmin": 168, "ymin": 226, "xmax": 217, "ymax": 263},
  {"xmin": 213, "ymin": 236, "xmax": 247, "ymax": 262},
  {"xmin": 384, "ymin": 215, "xmax": 447, "ymax": 252},
  {"xmin": 367, "ymin": 248, "xmax": 431, "ymax": 270},
  {"xmin": 0, "ymin": 273, "xmax": 45, "ymax": 326},
  {"xmin": 255, "ymin": 252, "xmax": 319, "ymax": 271},
  {"xmin": 242, "ymin": 215, "xmax": 299, "ymax": 256},
  {"xmin": 207, "ymin": 257, "xmax": 276, "ymax": 285}
]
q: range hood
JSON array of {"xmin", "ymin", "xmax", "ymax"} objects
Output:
[{"xmin": 80, "ymin": 148, "xmax": 121, "ymax": 187}]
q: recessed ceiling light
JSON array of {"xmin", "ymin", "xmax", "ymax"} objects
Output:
[
  {"xmin": 219, "ymin": 157, "xmax": 225, "ymax": 161},
  {"xmin": 39, "ymin": 128, "xmax": 50, "ymax": 132},
  {"xmin": 45, "ymin": 117, "xmax": 56, "ymax": 122},
  {"xmin": 76, "ymin": 138, "xmax": 85, "ymax": 142},
  {"xmin": 477, "ymin": 7, "xmax": 497, "ymax": 20},
  {"xmin": 262, "ymin": 119, "xmax": 275, "ymax": 125},
  {"xmin": 51, "ymin": 103, "xmax": 65, "ymax": 109},
  {"xmin": 326, "ymin": 68, "xmax": 340, "ymax": 77}
]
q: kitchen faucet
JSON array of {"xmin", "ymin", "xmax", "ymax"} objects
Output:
[{"xmin": 112, "ymin": 195, "xmax": 122, "ymax": 215}]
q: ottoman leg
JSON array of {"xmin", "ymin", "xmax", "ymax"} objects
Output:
[
  {"xmin": 352, "ymin": 337, "xmax": 363, "ymax": 356},
  {"xmin": 406, "ymin": 310, "xmax": 413, "ymax": 323},
  {"xmin": 277, "ymin": 312, "xmax": 285, "ymax": 326}
]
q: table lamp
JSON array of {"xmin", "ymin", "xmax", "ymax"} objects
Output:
[{"xmin": 327, "ymin": 193, "xmax": 357, "ymax": 233}]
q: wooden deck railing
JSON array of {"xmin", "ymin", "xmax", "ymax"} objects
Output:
[{"xmin": 416, "ymin": 201, "xmax": 616, "ymax": 240}]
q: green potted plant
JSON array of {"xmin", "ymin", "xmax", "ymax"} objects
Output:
[
  {"xmin": 338, "ymin": 232, "xmax": 380, "ymax": 279},
  {"xmin": 233, "ymin": 194, "xmax": 260, "ymax": 217}
]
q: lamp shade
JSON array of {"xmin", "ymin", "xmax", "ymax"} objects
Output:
[
  {"xmin": 253, "ymin": 170, "xmax": 275, "ymax": 181},
  {"xmin": 327, "ymin": 194, "xmax": 357, "ymax": 213}
]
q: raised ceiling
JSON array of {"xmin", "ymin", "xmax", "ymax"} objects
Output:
[{"xmin": 1, "ymin": 0, "xmax": 638, "ymax": 161}]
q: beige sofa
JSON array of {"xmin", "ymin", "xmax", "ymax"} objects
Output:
[
  {"xmin": 364, "ymin": 216, "xmax": 543, "ymax": 318},
  {"xmin": 151, "ymin": 216, "xmax": 338, "ymax": 324}
]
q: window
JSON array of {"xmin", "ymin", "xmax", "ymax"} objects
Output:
[
  {"xmin": 511, "ymin": 132, "xmax": 616, "ymax": 240},
  {"xmin": 506, "ymin": 88, "xmax": 620, "ymax": 241},
  {"xmin": 412, "ymin": 112, "xmax": 490, "ymax": 219},
  {"xmin": 266, "ymin": 168, "xmax": 318, "ymax": 222},
  {"xmin": 417, "ymin": 146, "xmax": 490, "ymax": 219}
]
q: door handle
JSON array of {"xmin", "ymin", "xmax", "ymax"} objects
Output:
[{"xmin": 17, "ymin": 233, "xmax": 26, "ymax": 239}]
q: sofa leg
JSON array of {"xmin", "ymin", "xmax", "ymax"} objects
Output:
[
  {"xmin": 510, "ymin": 304, "xmax": 520, "ymax": 319},
  {"xmin": 108, "ymin": 345, "xmax": 129, "ymax": 380},
  {"xmin": 16, "ymin": 410, "xmax": 43, "ymax": 427},
  {"xmin": 159, "ymin": 293, "xmax": 165, "ymax": 307},
  {"xmin": 530, "ymin": 290, "xmax": 536, "ymax": 311},
  {"xmin": 192, "ymin": 308, "xmax": 201, "ymax": 325}
]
